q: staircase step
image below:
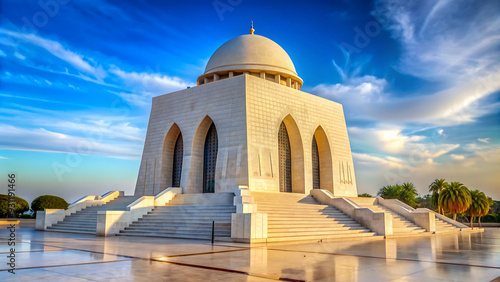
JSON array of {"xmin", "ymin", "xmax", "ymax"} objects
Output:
[
  {"xmin": 130, "ymin": 221, "xmax": 231, "ymax": 228},
  {"xmin": 116, "ymin": 232, "xmax": 230, "ymax": 240},
  {"xmin": 267, "ymin": 216, "xmax": 353, "ymax": 221},
  {"xmin": 124, "ymin": 226, "xmax": 230, "ymax": 232},
  {"xmin": 268, "ymin": 226, "xmax": 367, "ymax": 232},
  {"xmin": 267, "ymin": 222, "xmax": 362, "ymax": 228},
  {"xmin": 268, "ymin": 229, "xmax": 372, "ymax": 237},
  {"xmin": 47, "ymin": 226, "xmax": 96, "ymax": 233},
  {"xmin": 265, "ymin": 232, "xmax": 377, "ymax": 242},
  {"xmin": 256, "ymin": 203, "xmax": 329, "ymax": 208}
]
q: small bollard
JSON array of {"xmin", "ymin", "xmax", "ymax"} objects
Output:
[{"xmin": 211, "ymin": 221, "xmax": 215, "ymax": 244}]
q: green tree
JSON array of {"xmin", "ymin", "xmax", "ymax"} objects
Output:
[
  {"xmin": 478, "ymin": 197, "xmax": 494, "ymax": 227},
  {"xmin": 439, "ymin": 182, "xmax": 471, "ymax": 221},
  {"xmin": 358, "ymin": 193, "xmax": 372, "ymax": 198},
  {"xmin": 377, "ymin": 183, "xmax": 418, "ymax": 207},
  {"xmin": 416, "ymin": 194, "xmax": 435, "ymax": 209},
  {"xmin": 399, "ymin": 182, "xmax": 418, "ymax": 207},
  {"xmin": 0, "ymin": 194, "xmax": 29, "ymax": 217},
  {"xmin": 31, "ymin": 195, "xmax": 69, "ymax": 214},
  {"xmin": 377, "ymin": 185, "xmax": 401, "ymax": 199},
  {"xmin": 429, "ymin": 178, "xmax": 448, "ymax": 214},
  {"xmin": 465, "ymin": 190, "xmax": 489, "ymax": 229}
]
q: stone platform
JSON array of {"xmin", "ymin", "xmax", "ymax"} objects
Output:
[{"xmin": 1, "ymin": 223, "xmax": 499, "ymax": 281}]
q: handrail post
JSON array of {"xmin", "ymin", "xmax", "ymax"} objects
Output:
[{"xmin": 211, "ymin": 221, "xmax": 215, "ymax": 244}]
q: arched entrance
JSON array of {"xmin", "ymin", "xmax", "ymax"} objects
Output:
[
  {"xmin": 160, "ymin": 123, "xmax": 183, "ymax": 192},
  {"xmin": 313, "ymin": 126, "xmax": 333, "ymax": 192},
  {"xmin": 203, "ymin": 123, "xmax": 218, "ymax": 193},
  {"xmin": 277, "ymin": 115, "xmax": 304, "ymax": 193},
  {"xmin": 172, "ymin": 133, "xmax": 183, "ymax": 187},
  {"xmin": 312, "ymin": 135, "xmax": 320, "ymax": 189},
  {"xmin": 278, "ymin": 121, "xmax": 292, "ymax": 192}
]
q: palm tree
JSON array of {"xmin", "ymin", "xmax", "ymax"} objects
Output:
[
  {"xmin": 478, "ymin": 197, "xmax": 494, "ymax": 227},
  {"xmin": 429, "ymin": 178, "xmax": 448, "ymax": 214},
  {"xmin": 465, "ymin": 190, "xmax": 489, "ymax": 228},
  {"xmin": 439, "ymin": 182, "xmax": 471, "ymax": 221},
  {"xmin": 400, "ymin": 182, "xmax": 418, "ymax": 207}
]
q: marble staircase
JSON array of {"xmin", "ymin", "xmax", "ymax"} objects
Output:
[
  {"xmin": 434, "ymin": 217, "xmax": 461, "ymax": 232},
  {"xmin": 252, "ymin": 192, "xmax": 377, "ymax": 242},
  {"xmin": 46, "ymin": 196, "xmax": 140, "ymax": 234},
  {"xmin": 359, "ymin": 204, "xmax": 426, "ymax": 235},
  {"xmin": 117, "ymin": 193, "xmax": 235, "ymax": 240}
]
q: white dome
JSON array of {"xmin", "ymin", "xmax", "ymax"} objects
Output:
[{"xmin": 202, "ymin": 34, "xmax": 301, "ymax": 83}]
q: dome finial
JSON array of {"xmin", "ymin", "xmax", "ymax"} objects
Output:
[{"xmin": 250, "ymin": 20, "xmax": 255, "ymax": 34}]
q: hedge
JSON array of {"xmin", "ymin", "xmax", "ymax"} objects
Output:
[
  {"xmin": 31, "ymin": 195, "xmax": 69, "ymax": 214},
  {"xmin": 0, "ymin": 194, "xmax": 30, "ymax": 217}
]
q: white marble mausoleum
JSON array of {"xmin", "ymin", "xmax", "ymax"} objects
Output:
[{"xmin": 134, "ymin": 28, "xmax": 358, "ymax": 198}]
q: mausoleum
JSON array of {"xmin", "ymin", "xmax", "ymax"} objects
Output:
[
  {"xmin": 36, "ymin": 26, "xmax": 472, "ymax": 243},
  {"xmin": 134, "ymin": 26, "xmax": 357, "ymax": 198}
]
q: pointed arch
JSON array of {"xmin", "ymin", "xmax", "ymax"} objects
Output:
[
  {"xmin": 312, "ymin": 135, "xmax": 320, "ymax": 189},
  {"xmin": 203, "ymin": 123, "xmax": 218, "ymax": 193},
  {"xmin": 187, "ymin": 116, "xmax": 218, "ymax": 194},
  {"xmin": 160, "ymin": 123, "xmax": 183, "ymax": 192},
  {"xmin": 313, "ymin": 126, "xmax": 333, "ymax": 192},
  {"xmin": 277, "ymin": 114, "xmax": 305, "ymax": 193}
]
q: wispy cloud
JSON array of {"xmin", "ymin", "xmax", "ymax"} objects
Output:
[
  {"xmin": 353, "ymin": 153, "xmax": 407, "ymax": 169},
  {"xmin": 0, "ymin": 26, "xmax": 192, "ymax": 109},
  {"xmin": 373, "ymin": 0, "xmax": 500, "ymax": 81},
  {"xmin": 312, "ymin": 0, "xmax": 500, "ymax": 128},
  {"xmin": 0, "ymin": 28, "xmax": 107, "ymax": 80},
  {"xmin": 0, "ymin": 124, "xmax": 141, "ymax": 159},
  {"xmin": 311, "ymin": 67, "xmax": 500, "ymax": 127},
  {"xmin": 109, "ymin": 66, "xmax": 190, "ymax": 95},
  {"xmin": 450, "ymin": 154, "xmax": 465, "ymax": 161},
  {"xmin": 478, "ymin": 138, "xmax": 490, "ymax": 144}
]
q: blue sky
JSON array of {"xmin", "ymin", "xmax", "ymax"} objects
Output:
[{"xmin": 1, "ymin": 0, "xmax": 499, "ymax": 204}]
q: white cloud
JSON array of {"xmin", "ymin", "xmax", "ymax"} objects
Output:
[
  {"xmin": 109, "ymin": 66, "xmax": 190, "ymax": 95},
  {"xmin": 437, "ymin": 129, "xmax": 444, "ymax": 135},
  {"xmin": 355, "ymin": 147, "xmax": 500, "ymax": 199},
  {"xmin": 353, "ymin": 153, "xmax": 407, "ymax": 169},
  {"xmin": 14, "ymin": 52, "xmax": 25, "ymax": 60},
  {"xmin": 349, "ymin": 127, "xmax": 428, "ymax": 154},
  {"xmin": 450, "ymin": 154, "xmax": 465, "ymax": 161},
  {"xmin": 312, "ymin": 73, "xmax": 500, "ymax": 126},
  {"xmin": 310, "ymin": 75, "xmax": 387, "ymax": 105},
  {"xmin": 0, "ymin": 156, "xmax": 8, "ymax": 159},
  {"xmin": 311, "ymin": 1, "xmax": 500, "ymax": 128},
  {"xmin": 0, "ymin": 124, "xmax": 142, "ymax": 159},
  {"xmin": 48, "ymin": 120, "xmax": 144, "ymax": 142},
  {"xmin": 0, "ymin": 28, "xmax": 107, "ymax": 80},
  {"xmin": 373, "ymin": 1, "xmax": 500, "ymax": 81},
  {"xmin": 110, "ymin": 91, "xmax": 150, "ymax": 107},
  {"xmin": 463, "ymin": 142, "xmax": 492, "ymax": 152},
  {"xmin": 0, "ymin": 27, "xmax": 193, "ymax": 109},
  {"xmin": 478, "ymin": 138, "xmax": 490, "ymax": 143},
  {"xmin": 349, "ymin": 126, "xmax": 461, "ymax": 180}
]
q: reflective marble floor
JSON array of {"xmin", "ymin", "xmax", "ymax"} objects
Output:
[{"xmin": 0, "ymin": 224, "xmax": 499, "ymax": 281}]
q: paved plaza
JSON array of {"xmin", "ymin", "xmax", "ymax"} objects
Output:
[{"xmin": 0, "ymin": 223, "xmax": 499, "ymax": 281}]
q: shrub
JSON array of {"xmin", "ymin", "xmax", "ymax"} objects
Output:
[
  {"xmin": 31, "ymin": 195, "xmax": 69, "ymax": 214},
  {"xmin": 0, "ymin": 194, "xmax": 30, "ymax": 217},
  {"xmin": 481, "ymin": 214, "xmax": 499, "ymax": 223},
  {"xmin": 358, "ymin": 193, "xmax": 372, "ymax": 198}
]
